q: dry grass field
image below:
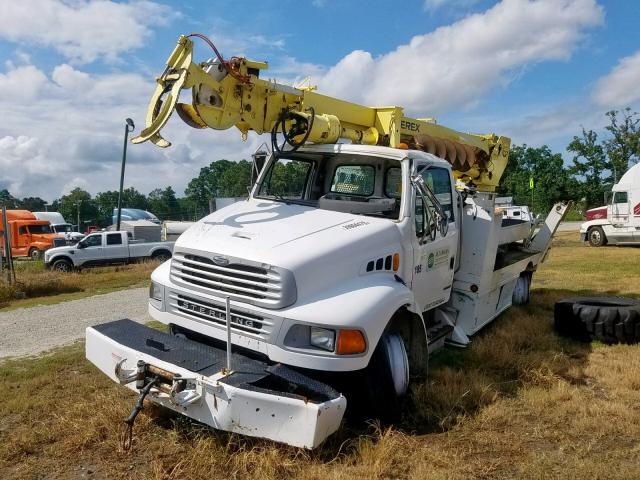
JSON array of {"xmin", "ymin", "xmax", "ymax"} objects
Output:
[
  {"xmin": 0, "ymin": 261, "xmax": 158, "ymax": 310},
  {"xmin": 1, "ymin": 232, "xmax": 639, "ymax": 479}
]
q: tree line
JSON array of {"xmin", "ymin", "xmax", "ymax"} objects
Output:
[{"xmin": 1, "ymin": 108, "xmax": 638, "ymax": 227}]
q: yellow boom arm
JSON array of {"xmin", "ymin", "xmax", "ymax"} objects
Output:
[{"xmin": 133, "ymin": 35, "xmax": 510, "ymax": 191}]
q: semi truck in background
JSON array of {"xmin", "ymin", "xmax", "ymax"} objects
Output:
[
  {"xmin": 0, "ymin": 210, "xmax": 62, "ymax": 259},
  {"xmin": 33, "ymin": 212, "xmax": 84, "ymax": 242},
  {"xmin": 580, "ymin": 163, "xmax": 640, "ymax": 246}
]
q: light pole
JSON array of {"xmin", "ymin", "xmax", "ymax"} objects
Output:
[
  {"xmin": 116, "ymin": 118, "xmax": 135, "ymax": 231},
  {"xmin": 76, "ymin": 200, "xmax": 82, "ymax": 233}
]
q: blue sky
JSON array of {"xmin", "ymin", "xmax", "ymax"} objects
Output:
[{"xmin": 0, "ymin": 0, "xmax": 638, "ymax": 200}]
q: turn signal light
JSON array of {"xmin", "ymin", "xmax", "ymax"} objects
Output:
[
  {"xmin": 393, "ymin": 253, "xmax": 400, "ymax": 272},
  {"xmin": 336, "ymin": 329, "xmax": 366, "ymax": 355}
]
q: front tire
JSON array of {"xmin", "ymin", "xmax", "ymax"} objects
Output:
[
  {"xmin": 52, "ymin": 259, "xmax": 73, "ymax": 273},
  {"xmin": 588, "ymin": 226, "xmax": 607, "ymax": 247},
  {"xmin": 355, "ymin": 332, "xmax": 409, "ymax": 423},
  {"xmin": 29, "ymin": 248, "xmax": 42, "ymax": 260}
]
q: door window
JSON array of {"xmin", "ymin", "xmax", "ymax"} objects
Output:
[
  {"xmin": 415, "ymin": 167, "xmax": 454, "ymax": 239},
  {"xmin": 106, "ymin": 233, "xmax": 123, "ymax": 245},
  {"xmin": 613, "ymin": 191, "xmax": 628, "ymax": 203},
  {"xmin": 83, "ymin": 235, "xmax": 102, "ymax": 247}
]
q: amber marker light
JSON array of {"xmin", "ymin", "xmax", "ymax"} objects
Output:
[
  {"xmin": 336, "ymin": 329, "xmax": 367, "ymax": 355},
  {"xmin": 393, "ymin": 253, "xmax": 400, "ymax": 271}
]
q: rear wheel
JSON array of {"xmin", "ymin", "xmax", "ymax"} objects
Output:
[
  {"xmin": 588, "ymin": 227, "xmax": 607, "ymax": 247},
  {"xmin": 153, "ymin": 250, "xmax": 171, "ymax": 262},
  {"xmin": 512, "ymin": 272, "xmax": 531, "ymax": 305},
  {"xmin": 52, "ymin": 258, "xmax": 73, "ymax": 273}
]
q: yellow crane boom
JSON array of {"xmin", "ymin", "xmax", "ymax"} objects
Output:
[{"xmin": 133, "ymin": 34, "xmax": 510, "ymax": 191}]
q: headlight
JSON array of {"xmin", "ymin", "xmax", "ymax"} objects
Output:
[
  {"xmin": 310, "ymin": 327, "xmax": 336, "ymax": 352},
  {"xmin": 149, "ymin": 282, "xmax": 163, "ymax": 301},
  {"xmin": 149, "ymin": 282, "xmax": 164, "ymax": 311}
]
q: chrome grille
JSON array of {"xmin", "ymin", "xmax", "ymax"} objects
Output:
[
  {"xmin": 170, "ymin": 251, "xmax": 296, "ymax": 309},
  {"xmin": 168, "ymin": 292, "xmax": 273, "ymax": 340}
]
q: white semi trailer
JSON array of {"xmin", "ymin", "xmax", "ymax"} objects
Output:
[{"xmin": 85, "ymin": 34, "xmax": 569, "ymax": 449}]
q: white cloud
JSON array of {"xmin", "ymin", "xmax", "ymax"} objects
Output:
[
  {"xmin": 0, "ymin": 61, "xmax": 261, "ymax": 200},
  {"xmin": 315, "ymin": 0, "xmax": 603, "ymax": 115},
  {"xmin": 0, "ymin": 0, "xmax": 174, "ymax": 63},
  {"xmin": 592, "ymin": 50, "xmax": 640, "ymax": 108}
]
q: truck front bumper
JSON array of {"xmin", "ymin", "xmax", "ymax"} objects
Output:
[{"xmin": 86, "ymin": 319, "xmax": 346, "ymax": 449}]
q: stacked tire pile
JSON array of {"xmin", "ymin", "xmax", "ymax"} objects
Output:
[{"xmin": 555, "ymin": 297, "xmax": 640, "ymax": 344}]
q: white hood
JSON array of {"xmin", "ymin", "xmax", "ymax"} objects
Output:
[{"xmin": 176, "ymin": 199, "xmax": 401, "ymax": 266}]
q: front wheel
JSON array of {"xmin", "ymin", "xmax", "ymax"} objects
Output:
[
  {"xmin": 355, "ymin": 332, "xmax": 409, "ymax": 423},
  {"xmin": 588, "ymin": 227, "xmax": 607, "ymax": 247},
  {"xmin": 52, "ymin": 259, "xmax": 73, "ymax": 273},
  {"xmin": 29, "ymin": 248, "xmax": 42, "ymax": 260}
]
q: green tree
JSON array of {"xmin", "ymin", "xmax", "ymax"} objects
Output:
[
  {"xmin": 499, "ymin": 145, "xmax": 575, "ymax": 213},
  {"xmin": 19, "ymin": 197, "xmax": 47, "ymax": 211},
  {"xmin": 0, "ymin": 189, "xmax": 20, "ymax": 208},
  {"xmin": 94, "ymin": 188, "xmax": 148, "ymax": 225},
  {"xmin": 52, "ymin": 188, "xmax": 98, "ymax": 230},
  {"xmin": 567, "ymin": 128, "xmax": 610, "ymax": 209},
  {"xmin": 148, "ymin": 187, "xmax": 180, "ymax": 220},
  {"xmin": 603, "ymin": 108, "xmax": 640, "ymax": 182}
]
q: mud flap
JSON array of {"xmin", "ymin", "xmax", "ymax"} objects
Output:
[{"xmin": 86, "ymin": 319, "xmax": 346, "ymax": 448}]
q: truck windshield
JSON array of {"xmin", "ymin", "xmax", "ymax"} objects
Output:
[
  {"xmin": 256, "ymin": 153, "xmax": 402, "ymax": 219},
  {"xmin": 28, "ymin": 224, "xmax": 53, "ymax": 234},
  {"xmin": 257, "ymin": 157, "xmax": 313, "ymax": 203},
  {"xmin": 54, "ymin": 224, "xmax": 73, "ymax": 233}
]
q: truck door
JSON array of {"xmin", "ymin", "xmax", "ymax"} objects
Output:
[
  {"xmin": 611, "ymin": 191, "xmax": 629, "ymax": 224},
  {"xmin": 103, "ymin": 233, "xmax": 128, "ymax": 263},
  {"xmin": 411, "ymin": 164, "xmax": 458, "ymax": 312},
  {"xmin": 76, "ymin": 233, "xmax": 104, "ymax": 265}
]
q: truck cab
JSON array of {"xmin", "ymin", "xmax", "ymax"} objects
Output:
[
  {"xmin": 0, "ymin": 210, "xmax": 60, "ymax": 259},
  {"xmin": 580, "ymin": 163, "xmax": 640, "ymax": 246}
]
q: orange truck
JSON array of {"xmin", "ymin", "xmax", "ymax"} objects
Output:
[{"xmin": 0, "ymin": 210, "xmax": 62, "ymax": 259}]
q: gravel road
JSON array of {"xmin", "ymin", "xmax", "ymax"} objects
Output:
[{"xmin": 0, "ymin": 287, "xmax": 152, "ymax": 359}]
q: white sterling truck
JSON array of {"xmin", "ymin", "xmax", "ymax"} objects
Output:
[
  {"xmin": 580, "ymin": 162, "xmax": 640, "ymax": 246},
  {"xmin": 85, "ymin": 34, "xmax": 569, "ymax": 449}
]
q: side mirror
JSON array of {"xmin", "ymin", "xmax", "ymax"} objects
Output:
[{"xmin": 250, "ymin": 150, "xmax": 268, "ymax": 187}]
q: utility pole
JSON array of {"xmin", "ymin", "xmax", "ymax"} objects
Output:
[
  {"xmin": 76, "ymin": 200, "xmax": 82, "ymax": 234},
  {"xmin": 117, "ymin": 118, "xmax": 135, "ymax": 231}
]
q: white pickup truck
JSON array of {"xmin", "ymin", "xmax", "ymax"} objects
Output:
[{"xmin": 44, "ymin": 231, "xmax": 174, "ymax": 271}]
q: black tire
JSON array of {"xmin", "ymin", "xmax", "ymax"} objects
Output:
[
  {"xmin": 588, "ymin": 227, "xmax": 607, "ymax": 247},
  {"xmin": 52, "ymin": 258, "xmax": 73, "ymax": 273},
  {"xmin": 512, "ymin": 272, "xmax": 531, "ymax": 305},
  {"xmin": 555, "ymin": 297, "xmax": 640, "ymax": 344},
  {"xmin": 152, "ymin": 250, "xmax": 172, "ymax": 262},
  {"xmin": 29, "ymin": 248, "xmax": 42, "ymax": 260},
  {"xmin": 350, "ymin": 333, "xmax": 409, "ymax": 423}
]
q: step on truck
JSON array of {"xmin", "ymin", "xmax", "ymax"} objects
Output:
[{"xmin": 86, "ymin": 34, "xmax": 570, "ymax": 448}]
